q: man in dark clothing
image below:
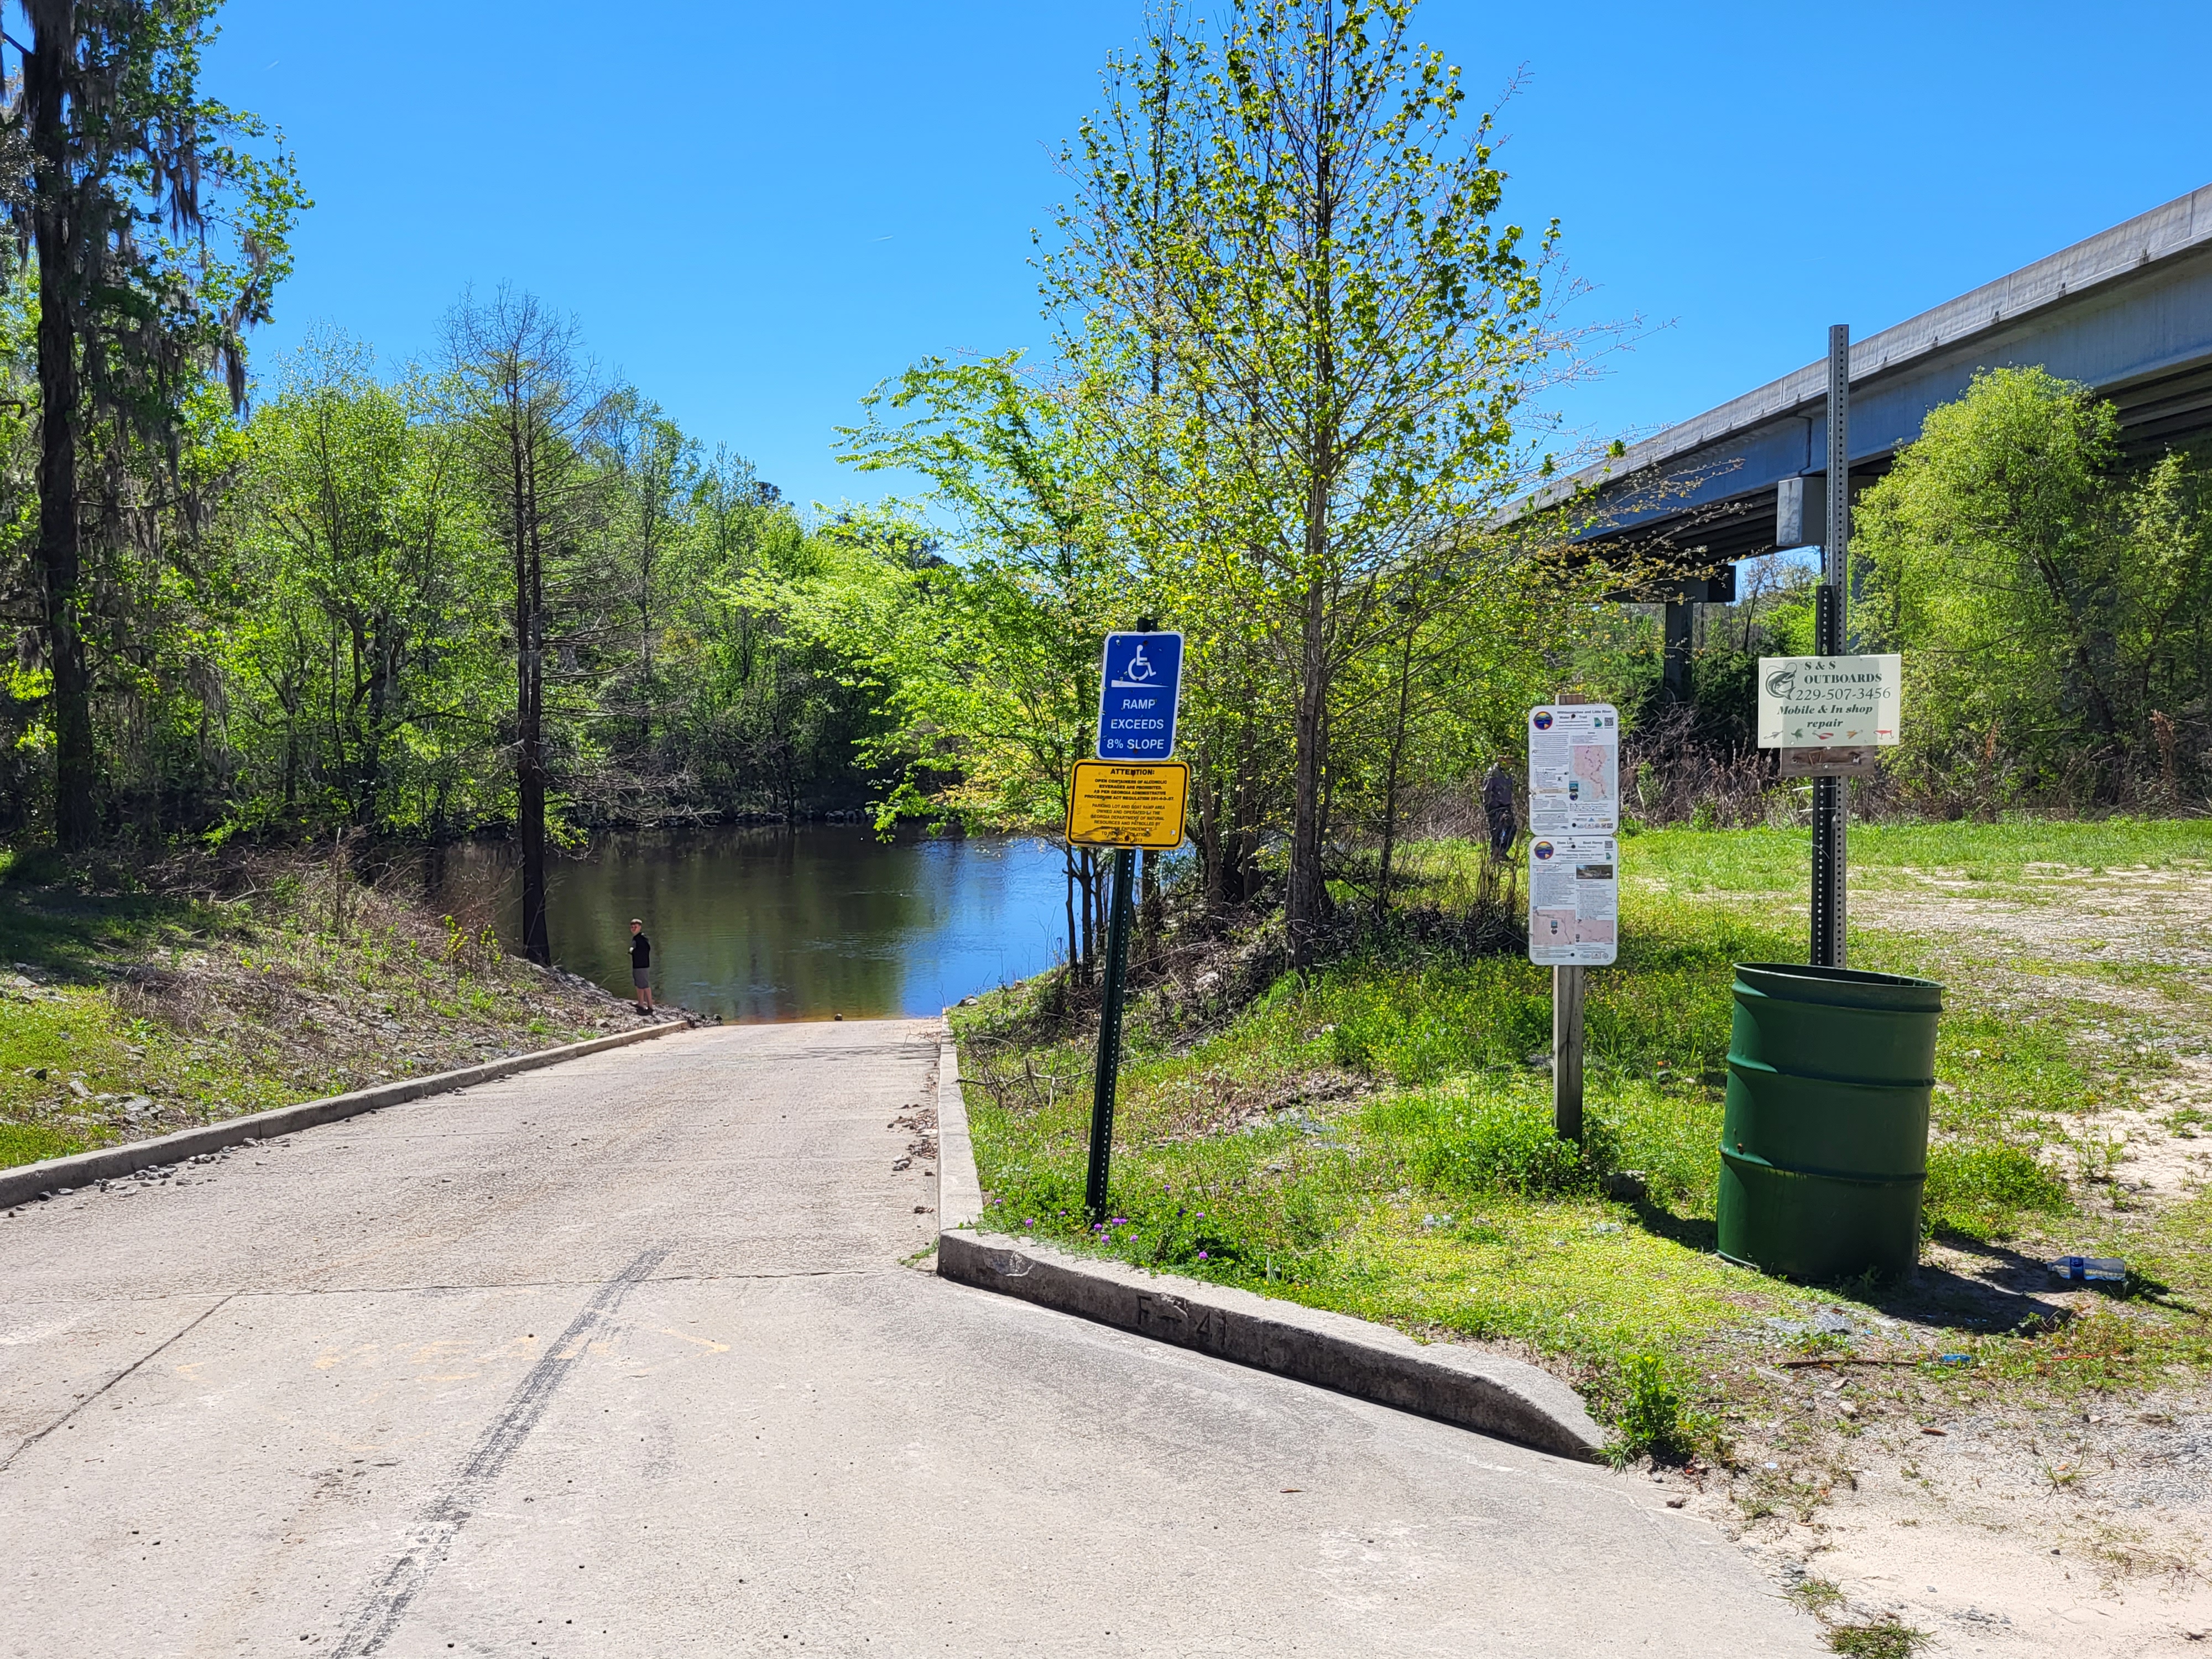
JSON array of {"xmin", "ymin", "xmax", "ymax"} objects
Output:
[
  {"xmin": 628, "ymin": 919, "xmax": 654, "ymax": 1014},
  {"xmin": 1483, "ymin": 761, "xmax": 1516, "ymax": 860}
]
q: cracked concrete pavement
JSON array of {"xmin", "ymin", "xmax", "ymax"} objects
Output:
[{"xmin": 0, "ymin": 1019, "xmax": 1823, "ymax": 1656}]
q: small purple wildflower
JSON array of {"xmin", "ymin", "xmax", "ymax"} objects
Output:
[
  {"xmin": 1024, "ymin": 1219, "xmax": 1035, "ymax": 1228},
  {"xmin": 1197, "ymin": 1250, "xmax": 1209, "ymax": 1260}
]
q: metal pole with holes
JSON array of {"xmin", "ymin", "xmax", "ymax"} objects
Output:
[
  {"xmin": 1083, "ymin": 844, "xmax": 1137, "ymax": 1223},
  {"xmin": 1811, "ymin": 325, "xmax": 1852, "ymax": 969}
]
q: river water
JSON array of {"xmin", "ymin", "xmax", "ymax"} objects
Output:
[{"xmin": 421, "ymin": 826, "xmax": 1069, "ymax": 1022}]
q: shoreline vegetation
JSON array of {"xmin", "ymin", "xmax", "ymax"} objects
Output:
[{"xmin": 0, "ymin": 844, "xmax": 658, "ymax": 1174}]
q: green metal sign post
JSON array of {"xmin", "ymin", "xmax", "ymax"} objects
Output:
[
  {"xmin": 1078, "ymin": 615, "xmax": 1182, "ymax": 1226},
  {"xmin": 1082, "ymin": 845, "xmax": 1138, "ymax": 1224}
]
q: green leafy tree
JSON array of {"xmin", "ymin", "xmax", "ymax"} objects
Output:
[
  {"xmin": 835, "ymin": 355, "xmax": 1130, "ymax": 971},
  {"xmin": 838, "ymin": 356, "xmax": 1123, "ymax": 823},
  {"xmin": 596, "ymin": 389, "xmax": 694, "ymax": 773},
  {"xmin": 1052, "ymin": 0, "xmax": 1571, "ymax": 961},
  {"xmin": 1855, "ymin": 367, "xmax": 2212, "ymax": 806},
  {"xmin": 8, "ymin": 0, "xmax": 304, "ymax": 844},
  {"xmin": 221, "ymin": 333, "xmax": 494, "ymax": 832}
]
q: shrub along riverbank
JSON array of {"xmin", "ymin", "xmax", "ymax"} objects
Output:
[
  {"xmin": 0, "ymin": 847, "xmax": 653, "ymax": 1172},
  {"xmin": 952, "ymin": 817, "xmax": 2212, "ymax": 1469}
]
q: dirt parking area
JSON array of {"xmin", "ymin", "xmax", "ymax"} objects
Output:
[{"xmin": 1691, "ymin": 865, "xmax": 2212, "ymax": 1655}]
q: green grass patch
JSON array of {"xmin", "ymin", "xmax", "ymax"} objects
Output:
[
  {"xmin": 0, "ymin": 984, "xmax": 296, "ymax": 1138},
  {"xmin": 0, "ymin": 1121, "xmax": 80, "ymax": 1166},
  {"xmin": 1592, "ymin": 1353, "xmax": 1710, "ymax": 1465},
  {"xmin": 1785, "ymin": 1575, "xmax": 1848, "ymax": 1620},
  {"xmin": 1826, "ymin": 1618, "xmax": 1929, "ymax": 1658},
  {"xmin": 1927, "ymin": 1013, "xmax": 2088, "ymax": 1137},
  {"xmin": 0, "ymin": 855, "xmax": 234, "ymax": 975},
  {"xmin": 1619, "ymin": 817, "xmax": 2212, "ymax": 896},
  {"xmin": 959, "ymin": 937, "xmax": 1816, "ymax": 1428},
  {"xmin": 1394, "ymin": 816, "xmax": 2212, "ymax": 905},
  {"xmin": 1315, "ymin": 908, "xmax": 1797, "ymax": 1088},
  {"xmin": 1386, "ymin": 1086, "xmax": 1610, "ymax": 1198},
  {"xmin": 1923, "ymin": 1141, "xmax": 2072, "ymax": 1241},
  {"xmin": 962, "ymin": 817, "xmax": 2212, "ymax": 1441}
]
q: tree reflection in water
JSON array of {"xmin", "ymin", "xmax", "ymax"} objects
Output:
[{"xmin": 422, "ymin": 825, "xmax": 1067, "ymax": 1020}]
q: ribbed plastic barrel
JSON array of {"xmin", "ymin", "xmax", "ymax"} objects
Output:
[{"xmin": 1716, "ymin": 962, "xmax": 1943, "ymax": 1281}]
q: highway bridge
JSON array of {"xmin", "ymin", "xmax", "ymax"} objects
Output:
[{"xmin": 1521, "ymin": 183, "xmax": 2212, "ymax": 697}]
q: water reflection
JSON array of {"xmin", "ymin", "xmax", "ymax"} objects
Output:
[{"xmin": 422, "ymin": 826, "xmax": 1068, "ymax": 1021}]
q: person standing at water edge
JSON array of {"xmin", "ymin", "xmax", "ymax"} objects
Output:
[
  {"xmin": 629, "ymin": 919, "xmax": 654, "ymax": 1014},
  {"xmin": 1483, "ymin": 761, "xmax": 1516, "ymax": 859}
]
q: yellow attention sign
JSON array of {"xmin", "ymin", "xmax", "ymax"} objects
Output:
[{"xmin": 1066, "ymin": 760, "xmax": 1190, "ymax": 849}]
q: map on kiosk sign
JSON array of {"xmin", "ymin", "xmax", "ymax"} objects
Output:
[
  {"xmin": 1528, "ymin": 834, "xmax": 1618, "ymax": 967},
  {"xmin": 1527, "ymin": 703, "xmax": 1619, "ymax": 835},
  {"xmin": 1757, "ymin": 654, "xmax": 1902, "ymax": 748},
  {"xmin": 1066, "ymin": 760, "xmax": 1190, "ymax": 850}
]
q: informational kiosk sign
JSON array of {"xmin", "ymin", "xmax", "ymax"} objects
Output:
[
  {"xmin": 1095, "ymin": 630, "xmax": 1184, "ymax": 761},
  {"xmin": 1527, "ymin": 703, "xmax": 1619, "ymax": 834},
  {"xmin": 1757, "ymin": 655, "xmax": 1901, "ymax": 748},
  {"xmin": 1066, "ymin": 759, "xmax": 1189, "ymax": 849},
  {"xmin": 1528, "ymin": 836, "xmax": 1619, "ymax": 966}
]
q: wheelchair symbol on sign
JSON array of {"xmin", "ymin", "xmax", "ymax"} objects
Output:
[{"xmin": 1110, "ymin": 643, "xmax": 1159, "ymax": 689}]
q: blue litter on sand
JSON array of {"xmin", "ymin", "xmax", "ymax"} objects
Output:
[
  {"xmin": 1937, "ymin": 1353, "xmax": 1971, "ymax": 1364},
  {"xmin": 2050, "ymin": 1256, "xmax": 2126, "ymax": 1284}
]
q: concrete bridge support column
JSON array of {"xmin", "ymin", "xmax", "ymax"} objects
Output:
[{"xmin": 1660, "ymin": 599, "xmax": 1693, "ymax": 705}]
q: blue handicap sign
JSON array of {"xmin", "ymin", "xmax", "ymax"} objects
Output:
[{"xmin": 1095, "ymin": 630, "xmax": 1183, "ymax": 760}]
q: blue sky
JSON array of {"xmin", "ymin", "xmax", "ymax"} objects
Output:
[{"xmin": 208, "ymin": 1, "xmax": 2212, "ymax": 514}]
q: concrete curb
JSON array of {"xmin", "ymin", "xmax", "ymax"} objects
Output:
[
  {"xmin": 935, "ymin": 1037, "xmax": 984, "ymax": 1230},
  {"xmin": 1, "ymin": 1019, "xmax": 695, "ymax": 1210},
  {"xmin": 932, "ymin": 1035, "xmax": 1608, "ymax": 1462}
]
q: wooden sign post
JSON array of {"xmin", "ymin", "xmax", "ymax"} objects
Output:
[{"xmin": 1553, "ymin": 956, "xmax": 1586, "ymax": 1144}]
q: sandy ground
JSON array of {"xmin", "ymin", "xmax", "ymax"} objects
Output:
[
  {"xmin": 1707, "ymin": 1387, "xmax": 2212, "ymax": 1656},
  {"xmin": 1855, "ymin": 865, "xmax": 2212, "ymax": 969},
  {"xmin": 1688, "ymin": 865, "xmax": 2212, "ymax": 1654}
]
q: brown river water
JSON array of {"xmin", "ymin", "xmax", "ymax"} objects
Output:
[{"xmin": 420, "ymin": 825, "xmax": 1071, "ymax": 1021}]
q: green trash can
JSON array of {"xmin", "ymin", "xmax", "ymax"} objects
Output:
[{"xmin": 1717, "ymin": 962, "xmax": 1944, "ymax": 1281}]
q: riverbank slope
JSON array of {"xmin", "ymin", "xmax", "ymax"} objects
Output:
[{"xmin": 1, "ymin": 847, "xmax": 655, "ymax": 1171}]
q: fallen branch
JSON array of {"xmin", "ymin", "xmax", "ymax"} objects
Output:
[
  {"xmin": 1777, "ymin": 1355, "xmax": 1973, "ymax": 1369},
  {"xmin": 956, "ymin": 1074, "xmax": 1006, "ymax": 1107}
]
